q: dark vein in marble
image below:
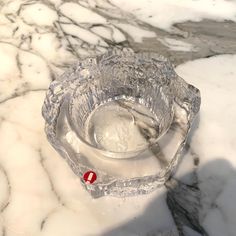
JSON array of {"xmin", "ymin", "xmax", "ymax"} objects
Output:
[
  {"xmin": 16, "ymin": 1, "xmax": 37, "ymax": 16},
  {"xmin": 0, "ymin": 164, "xmax": 11, "ymax": 236},
  {"xmin": 165, "ymin": 178, "xmax": 208, "ymax": 236},
  {"xmin": 38, "ymin": 149, "xmax": 66, "ymax": 231},
  {"xmin": 40, "ymin": 208, "xmax": 58, "ymax": 231},
  {"xmin": 0, "ymin": 1, "xmax": 235, "ymax": 234},
  {"xmin": 54, "ymin": 21, "xmax": 80, "ymax": 58},
  {"xmin": 3, "ymin": 0, "xmax": 234, "ymax": 73},
  {"xmin": 0, "ymin": 88, "xmax": 47, "ymax": 104},
  {"xmin": 56, "ymin": 14, "xmax": 110, "ymax": 53},
  {"xmin": 16, "ymin": 52, "xmax": 22, "ymax": 78},
  {"xmin": 185, "ymin": 143, "xmax": 200, "ymax": 168},
  {"xmin": 89, "ymin": 0, "xmax": 236, "ymax": 64},
  {"xmin": 163, "ymin": 141, "xmax": 208, "ymax": 236},
  {"xmin": 4, "ymin": 14, "xmax": 15, "ymax": 23},
  {"xmin": 0, "ymin": 40, "xmax": 55, "ymax": 81},
  {"xmin": 1, "ymin": 227, "xmax": 5, "ymax": 236},
  {"xmin": 12, "ymin": 26, "xmax": 19, "ymax": 36},
  {"xmin": 0, "ymin": 164, "xmax": 11, "ymax": 213},
  {"xmin": 38, "ymin": 149, "xmax": 64, "ymax": 205},
  {"xmin": 56, "ymin": 1, "xmax": 132, "ymax": 52}
]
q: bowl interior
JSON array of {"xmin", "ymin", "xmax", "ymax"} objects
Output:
[{"xmin": 67, "ymin": 54, "xmax": 174, "ymax": 157}]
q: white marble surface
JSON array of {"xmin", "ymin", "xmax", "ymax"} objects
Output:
[{"xmin": 0, "ymin": 0, "xmax": 236, "ymax": 235}]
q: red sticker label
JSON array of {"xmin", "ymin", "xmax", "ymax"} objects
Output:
[{"xmin": 83, "ymin": 171, "xmax": 97, "ymax": 184}]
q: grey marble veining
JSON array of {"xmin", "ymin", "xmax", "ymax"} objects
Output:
[{"xmin": 0, "ymin": 1, "xmax": 236, "ymax": 236}]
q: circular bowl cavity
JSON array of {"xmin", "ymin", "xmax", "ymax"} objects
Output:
[{"xmin": 67, "ymin": 55, "xmax": 174, "ymax": 158}]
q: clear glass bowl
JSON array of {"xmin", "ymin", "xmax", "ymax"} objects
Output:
[{"xmin": 42, "ymin": 49, "xmax": 201, "ymax": 198}]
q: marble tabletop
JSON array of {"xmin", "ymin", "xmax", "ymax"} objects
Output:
[{"xmin": 0, "ymin": 0, "xmax": 236, "ymax": 235}]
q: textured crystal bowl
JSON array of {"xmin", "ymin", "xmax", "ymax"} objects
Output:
[
  {"xmin": 67, "ymin": 54, "xmax": 175, "ymax": 159},
  {"xmin": 42, "ymin": 50, "xmax": 201, "ymax": 198}
]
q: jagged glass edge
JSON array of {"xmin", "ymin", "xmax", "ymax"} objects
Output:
[{"xmin": 42, "ymin": 50, "xmax": 201, "ymax": 198}]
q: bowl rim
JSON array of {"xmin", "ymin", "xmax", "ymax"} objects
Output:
[{"xmin": 66, "ymin": 95, "xmax": 175, "ymax": 159}]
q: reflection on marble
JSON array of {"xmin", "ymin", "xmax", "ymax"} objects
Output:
[{"xmin": 0, "ymin": 0, "xmax": 236, "ymax": 235}]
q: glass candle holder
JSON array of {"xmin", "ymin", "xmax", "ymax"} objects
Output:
[{"xmin": 42, "ymin": 50, "xmax": 201, "ymax": 198}]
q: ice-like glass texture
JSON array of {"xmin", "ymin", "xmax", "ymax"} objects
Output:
[{"xmin": 42, "ymin": 50, "xmax": 201, "ymax": 198}]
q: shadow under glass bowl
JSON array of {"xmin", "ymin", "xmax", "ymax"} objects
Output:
[{"xmin": 42, "ymin": 49, "xmax": 201, "ymax": 198}]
